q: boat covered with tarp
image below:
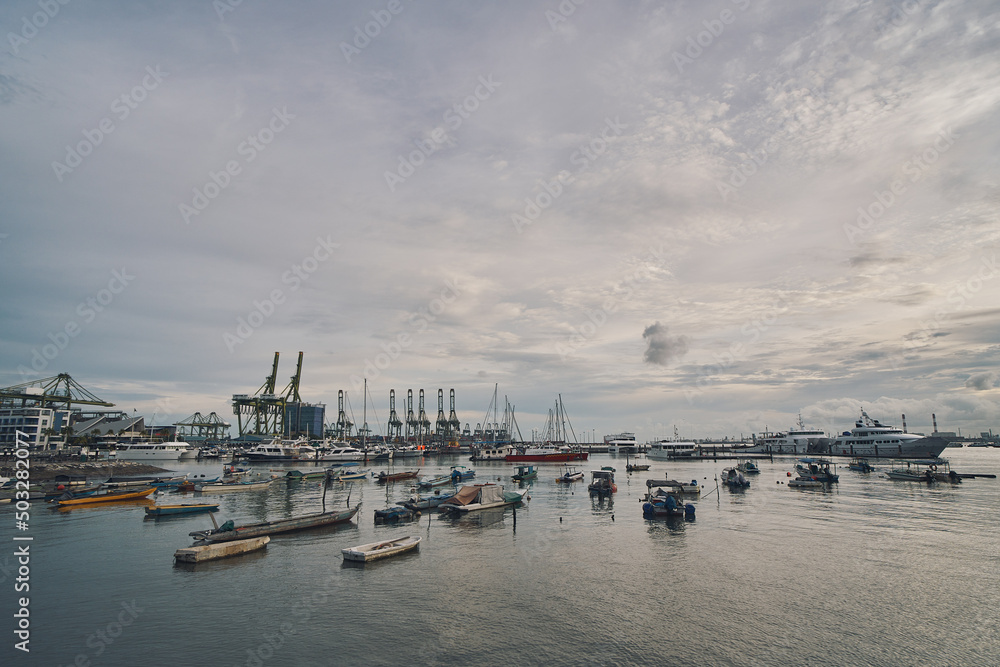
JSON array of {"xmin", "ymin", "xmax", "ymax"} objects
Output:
[{"xmin": 438, "ymin": 483, "xmax": 527, "ymax": 514}]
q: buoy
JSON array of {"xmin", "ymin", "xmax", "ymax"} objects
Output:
[
  {"xmin": 57, "ymin": 484, "xmax": 65, "ymax": 490},
  {"xmin": 787, "ymin": 471, "xmax": 792, "ymax": 476},
  {"xmin": 559, "ymin": 517, "xmax": 562, "ymax": 522},
  {"xmin": 611, "ymin": 514, "xmax": 615, "ymax": 521}
]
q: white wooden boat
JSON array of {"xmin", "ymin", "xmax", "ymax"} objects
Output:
[
  {"xmin": 342, "ymin": 535, "xmax": 421, "ymax": 562},
  {"xmin": 195, "ymin": 478, "xmax": 275, "ymax": 492},
  {"xmin": 174, "ymin": 536, "xmax": 270, "ymax": 563}
]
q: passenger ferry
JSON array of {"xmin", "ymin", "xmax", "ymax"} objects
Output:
[
  {"xmin": 116, "ymin": 442, "xmax": 198, "ymax": 461},
  {"xmin": 645, "ymin": 439, "xmax": 698, "ymax": 460},
  {"xmin": 604, "ymin": 432, "xmax": 637, "ymax": 454},
  {"xmin": 645, "ymin": 427, "xmax": 698, "ymax": 460}
]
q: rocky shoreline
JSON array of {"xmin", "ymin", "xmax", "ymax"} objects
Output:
[{"xmin": 1, "ymin": 460, "xmax": 171, "ymax": 482}]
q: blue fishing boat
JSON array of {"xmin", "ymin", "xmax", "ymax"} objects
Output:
[
  {"xmin": 398, "ymin": 490, "xmax": 456, "ymax": 511},
  {"xmin": 374, "ymin": 506, "xmax": 419, "ymax": 523},
  {"xmin": 450, "ymin": 466, "xmax": 476, "ymax": 482},
  {"xmin": 642, "ymin": 489, "xmax": 695, "ymax": 520}
]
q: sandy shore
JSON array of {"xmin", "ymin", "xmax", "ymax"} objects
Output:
[{"xmin": 0, "ymin": 460, "xmax": 171, "ymax": 482}]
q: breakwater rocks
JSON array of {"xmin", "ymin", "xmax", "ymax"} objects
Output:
[{"xmin": 1, "ymin": 460, "xmax": 170, "ymax": 482}]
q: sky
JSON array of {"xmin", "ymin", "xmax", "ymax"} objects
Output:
[{"xmin": 2, "ymin": 0, "xmax": 999, "ymax": 442}]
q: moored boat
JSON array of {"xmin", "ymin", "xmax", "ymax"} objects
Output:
[
  {"xmin": 439, "ymin": 483, "xmax": 528, "ymax": 514},
  {"xmin": 555, "ymin": 466, "xmax": 584, "ymax": 483},
  {"xmin": 342, "ymin": 536, "xmax": 421, "ymax": 562},
  {"xmin": 146, "ymin": 503, "xmax": 220, "ymax": 517},
  {"xmin": 512, "ymin": 465, "xmax": 537, "ymax": 482},
  {"xmin": 189, "ymin": 504, "xmax": 361, "ymax": 543},
  {"xmin": 417, "ymin": 474, "xmax": 452, "ymax": 489},
  {"xmin": 588, "ymin": 468, "xmax": 617, "ymax": 498},
  {"xmin": 174, "ymin": 536, "xmax": 270, "ymax": 563},
  {"xmin": 56, "ymin": 486, "xmax": 156, "ymax": 506},
  {"xmin": 398, "ymin": 490, "xmax": 456, "ymax": 511},
  {"xmin": 195, "ymin": 478, "xmax": 276, "ymax": 492},
  {"xmin": 450, "ymin": 465, "xmax": 476, "ymax": 482},
  {"xmin": 506, "ymin": 442, "xmax": 588, "ymax": 463},
  {"xmin": 848, "ymin": 457, "xmax": 875, "ymax": 473},
  {"xmin": 375, "ymin": 469, "xmax": 420, "ymax": 484}
]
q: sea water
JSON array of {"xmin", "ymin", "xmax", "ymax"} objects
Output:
[{"xmin": 7, "ymin": 449, "xmax": 999, "ymax": 666}]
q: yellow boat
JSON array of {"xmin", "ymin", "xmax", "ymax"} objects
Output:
[{"xmin": 56, "ymin": 487, "xmax": 156, "ymax": 506}]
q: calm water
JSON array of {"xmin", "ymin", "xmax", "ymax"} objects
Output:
[{"xmin": 7, "ymin": 449, "xmax": 999, "ymax": 666}]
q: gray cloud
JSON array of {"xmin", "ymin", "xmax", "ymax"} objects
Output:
[
  {"xmin": 965, "ymin": 372, "xmax": 998, "ymax": 391},
  {"xmin": 642, "ymin": 322, "xmax": 688, "ymax": 366}
]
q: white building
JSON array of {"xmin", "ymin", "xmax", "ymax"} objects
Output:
[{"xmin": 0, "ymin": 406, "xmax": 71, "ymax": 451}]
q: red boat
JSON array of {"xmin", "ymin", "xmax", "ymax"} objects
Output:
[{"xmin": 505, "ymin": 443, "xmax": 588, "ymax": 463}]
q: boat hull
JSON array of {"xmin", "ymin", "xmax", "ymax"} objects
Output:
[
  {"xmin": 190, "ymin": 504, "xmax": 361, "ymax": 543},
  {"xmin": 174, "ymin": 536, "xmax": 269, "ymax": 563},
  {"xmin": 57, "ymin": 487, "xmax": 156, "ymax": 506},
  {"xmin": 506, "ymin": 452, "xmax": 588, "ymax": 462},
  {"xmin": 342, "ymin": 536, "xmax": 421, "ymax": 562},
  {"xmin": 146, "ymin": 504, "xmax": 219, "ymax": 516}
]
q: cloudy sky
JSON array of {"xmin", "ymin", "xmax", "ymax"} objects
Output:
[{"xmin": 2, "ymin": 0, "xmax": 998, "ymax": 441}]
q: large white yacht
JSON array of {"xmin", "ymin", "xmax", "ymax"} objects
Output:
[
  {"xmin": 743, "ymin": 415, "xmax": 828, "ymax": 455},
  {"xmin": 116, "ymin": 441, "xmax": 198, "ymax": 461},
  {"xmin": 824, "ymin": 410, "xmax": 947, "ymax": 459},
  {"xmin": 604, "ymin": 432, "xmax": 637, "ymax": 454},
  {"xmin": 243, "ymin": 439, "xmax": 318, "ymax": 461}
]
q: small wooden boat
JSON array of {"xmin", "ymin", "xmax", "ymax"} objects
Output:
[
  {"xmin": 189, "ymin": 503, "xmax": 361, "ymax": 544},
  {"xmin": 285, "ymin": 469, "xmax": 327, "ymax": 480},
  {"xmin": 195, "ymin": 478, "xmax": 275, "ymax": 492},
  {"xmin": 44, "ymin": 484, "xmax": 104, "ymax": 502},
  {"xmin": 626, "ymin": 462, "xmax": 650, "ymax": 472},
  {"xmin": 375, "ymin": 469, "xmax": 420, "ymax": 484},
  {"xmin": 328, "ymin": 468, "xmax": 369, "ymax": 481},
  {"xmin": 342, "ymin": 536, "xmax": 421, "ymax": 562},
  {"xmin": 174, "ymin": 536, "xmax": 270, "ymax": 563},
  {"xmin": 555, "ymin": 467, "xmax": 584, "ymax": 483},
  {"xmin": 788, "ymin": 476, "xmax": 825, "ymax": 488},
  {"xmin": 103, "ymin": 475, "xmax": 186, "ymax": 488},
  {"xmin": 848, "ymin": 457, "xmax": 875, "ymax": 473},
  {"xmin": 512, "ymin": 465, "xmax": 537, "ymax": 482},
  {"xmin": 374, "ymin": 506, "xmax": 419, "ymax": 523},
  {"xmin": 736, "ymin": 459, "xmax": 761, "ymax": 474},
  {"xmin": 417, "ymin": 474, "xmax": 452, "ymax": 489},
  {"xmin": 56, "ymin": 486, "xmax": 157, "ymax": 506},
  {"xmin": 146, "ymin": 503, "xmax": 220, "ymax": 517},
  {"xmin": 450, "ymin": 466, "xmax": 476, "ymax": 482}
]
